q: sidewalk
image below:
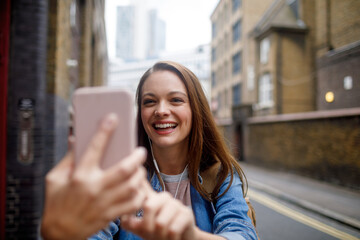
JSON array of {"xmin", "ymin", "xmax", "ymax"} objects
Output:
[{"xmin": 240, "ymin": 163, "xmax": 360, "ymax": 230}]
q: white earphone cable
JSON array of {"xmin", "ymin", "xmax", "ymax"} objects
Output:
[{"xmin": 148, "ymin": 136, "xmax": 188, "ymax": 199}]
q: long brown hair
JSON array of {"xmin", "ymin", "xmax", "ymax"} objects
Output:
[{"xmin": 136, "ymin": 61, "xmax": 247, "ymax": 201}]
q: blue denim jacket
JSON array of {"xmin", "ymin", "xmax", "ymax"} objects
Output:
[{"xmin": 89, "ymin": 172, "xmax": 258, "ymax": 240}]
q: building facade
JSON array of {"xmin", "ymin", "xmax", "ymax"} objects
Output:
[
  {"xmin": 115, "ymin": 4, "xmax": 166, "ymax": 61},
  {"xmin": 248, "ymin": 0, "xmax": 360, "ymax": 115},
  {"xmin": 211, "ymin": 0, "xmax": 360, "ymax": 187},
  {"xmin": 315, "ymin": 0, "xmax": 360, "ymax": 110},
  {"xmin": 210, "ymin": 0, "xmax": 274, "ymax": 159},
  {"xmin": 251, "ymin": 0, "xmax": 317, "ymax": 117},
  {"xmin": 147, "ymin": 9, "xmax": 166, "ymax": 59},
  {"xmin": 116, "ymin": 6, "xmax": 136, "ymax": 60},
  {"xmin": 211, "ymin": 0, "xmax": 360, "ymax": 161}
]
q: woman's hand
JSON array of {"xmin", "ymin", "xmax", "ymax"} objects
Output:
[
  {"xmin": 41, "ymin": 114, "xmax": 148, "ymax": 240},
  {"xmin": 121, "ymin": 187, "xmax": 197, "ymax": 240},
  {"xmin": 121, "ymin": 184, "xmax": 227, "ymax": 240}
]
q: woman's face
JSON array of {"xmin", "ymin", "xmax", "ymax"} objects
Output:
[{"xmin": 141, "ymin": 70, "xmax": 192, "ymax": 150}]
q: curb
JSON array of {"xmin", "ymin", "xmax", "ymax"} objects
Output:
[{"xmin": 248, "ymin": 179, "xmax": 360, "ymax": 231}]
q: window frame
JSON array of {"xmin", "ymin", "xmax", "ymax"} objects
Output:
[
  {"xmin": 260, "ymin": 37, "xmax": 270, "ymax": 64},
  {"xmin": 258, "ymin": 73, "xmax": 273, "ymax": 107},
  {"xmin": 232, "ymin": 51, "xmax": 242, "ymax": 75},
  {"xmin": 232, "ymin": 20, "xmax": 242, "ymax": 43}
]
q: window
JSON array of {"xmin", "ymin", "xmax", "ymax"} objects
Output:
[
  {"xmin": 232, "ymin": 52, "xmax": 242, "ymax": 74},
  {"xmin": 211, "ymin": 71, "xmax": 216, "ymax": 87},
  {"xmin": 212, "ymin": 47, "xmax": 216, "ymax": 63},
  {"xmin": 232, "ymin": 83, "xmax": 242, "ymax": 105},
  {"xmin": 232, "ymin": 0, "xmax": 242, "ymax": 12},
  {"xmin": 259, "ymin": 73, "xmax": 273, "ymax": 107},
  {"xmin": 70, "ymin": 1, "xmax": 77, "ymax": 28},
  {"xmin": 260, "ymin": 37, "xmax": 270, "ymax": 64},
  {"xmin": 344, "ymin": 76, "xmax": 353, "ymax": 90},
  {"xmin": 212, "ymin": 22, "xmax": 216, "ymax": 39},
  {"xmin": 232, "ymin": 20, "xmax": 242, "ymax": 43}
]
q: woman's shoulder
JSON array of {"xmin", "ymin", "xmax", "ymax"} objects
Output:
[
  {"xmin": 200, "ymin": 161, "xmax": 221, "ymax": 193},
  {"xmin": 201, "ymin": 161, "xmax": 243, "ymax": 193}
]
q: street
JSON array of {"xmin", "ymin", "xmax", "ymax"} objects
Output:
[
  {"xmin": 241, "ymin": 162, "xmax": 360, "ymax": 240},
  {"xmin": 249, "ymin": 189, "xmax": 360, "ymax": 240}
]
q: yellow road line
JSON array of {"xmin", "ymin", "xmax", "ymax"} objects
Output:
[{"xmin": 248, "ymin": 189, "xmax": 360, "ymax": 240}]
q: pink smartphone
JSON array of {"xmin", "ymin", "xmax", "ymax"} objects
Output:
[{"xmin": 72, "ymin": 87, "xmax": 135, "ymax": 169}]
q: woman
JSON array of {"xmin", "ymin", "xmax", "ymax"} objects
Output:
[{"xmin": 91, "ymin": 61, "xmax": 257, "ymax": 240}]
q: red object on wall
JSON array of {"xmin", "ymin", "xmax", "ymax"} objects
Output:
[{"xmin": 0, "ymin": 0, "xmax": 11, "ymax": 236}]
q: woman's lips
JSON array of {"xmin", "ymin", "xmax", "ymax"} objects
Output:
[{"xmin": 153, "ymin": 122, "xmax": 178, "ymax": 135}]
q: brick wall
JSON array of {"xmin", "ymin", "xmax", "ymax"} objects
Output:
[
  {"xmin": 280, "ymin": 32, "xmax": 315, "ymax": 113},
  {"xmin": 317, "ymin": 43, "xmax": 360, "ymax": 110},
  {"xmin": 5, "ymin": 0, "xmax": 107, "ymax": 238},
  {"xmin": 246, "ymin": 108, "xmax": 360, "ymax": 189},
  {"xmin": 6, "ymin": 0, "xmax": 48, "ymax": 238},
  {"xmin": 329, "ymin": 0, "xmax": 360, "ymax": 50},
  {"xmin": 315, "ymin": 0, "xmax": 360, "ymax": 57}
]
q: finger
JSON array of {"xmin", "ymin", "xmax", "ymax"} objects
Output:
[
  {"xmin": 102, "ymin": 147, "xmax": 147, "ymax": 188},
  {"xmin": 140, "ymin": 196, "xmax": 157, "ymax": 234},
  {"xmin": 168, "ymin": 208, "xmax": 195, "ymax": 240},
  {"xmin": 121, "ymin": 216, "xmax": 145, "ymax": 237},
  {"xmin": 143, "ymin": 180, "xmax": 155, "ymax": 196},
  {"xmin": 142, "ymin": 192, "xmax": 172, "ymax": 236},
  {"xmin": 47, "ymin": 150, "xmax": 74, "ymax": 180},
  {"xmin": 78, "ymin": 113, "xmax": 118, "ymax": 169},
  {"xmin": 155, "ymin": 200, "xmax": 180, "ymax": 238},
  {"xmin": 102, "ymin": 167, "xmax": 146, "ymax": 207},
  {"xmin": 105, "ymin": 188, "xmax": 146, "ymax": 218},
  {"xmin": 44, "ymin": 151, "xmax": 75, "ymax": 197}
]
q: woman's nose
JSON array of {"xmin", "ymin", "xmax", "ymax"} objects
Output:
[{"xmin": 155, "ymin": 102, "xmax": 170, "ymax": 117}]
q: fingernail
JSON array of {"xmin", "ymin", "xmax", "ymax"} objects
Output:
[{"xmin": 103, "ymin": 113, "xmax": 118, "ymax": 129}]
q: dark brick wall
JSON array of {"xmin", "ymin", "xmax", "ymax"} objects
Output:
[
  {"xmin": 5, "ymin": 0, "xmax": 106, "ymax": 238},
  {"xmin": 246, "ymin": 109, "xmax": 360, "ymax": 190},
  {"xmin": 6, "ymin": 0, "xmax": 49, "ymax": 238},
  {"xmin": 317, "ymin": 43, "xmax": 360, "ymax": 110}
]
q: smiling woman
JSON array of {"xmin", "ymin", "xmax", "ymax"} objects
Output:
[
  {"xmin": 89, "ymin": 61, "xmax": 258, "ymax": 240},
  {"xmin": 141, "ymin": 70, "xmax": 192, "ymax": 162}
]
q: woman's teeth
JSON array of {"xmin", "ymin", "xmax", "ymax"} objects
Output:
[{"xmin": 155, "ymin": 123, "xmax": 177, "ymax": 129}]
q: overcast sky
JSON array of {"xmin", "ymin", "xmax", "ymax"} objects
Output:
[{"xmin": 105, "ymin": 0, "xmax": 218, "ymax": 58}]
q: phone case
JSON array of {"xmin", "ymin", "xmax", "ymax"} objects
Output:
[{"xmin": 73, "ymin": 87, "xmax": 135, "ymax": 169}]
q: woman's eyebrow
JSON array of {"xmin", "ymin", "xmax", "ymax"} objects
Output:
[
  {"xmin": 168, "ymin": 91, "xmax": 188, "ymax": 97},
  {"xmin": 142, "ymin": 92, "xmax": 156, "ymax": 98},
  {"xmin": 142, "ymin": 91, "xmax": 188, "ymax": 98}
]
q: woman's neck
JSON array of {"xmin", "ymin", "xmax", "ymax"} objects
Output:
[{"xmin": 152, "ymin": 143, "xmax": 188, "ymax": 175}]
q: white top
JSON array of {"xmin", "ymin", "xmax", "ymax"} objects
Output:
[{"xmin": 160, "ymin": 168, "xmax": 192, "ymax": 207}]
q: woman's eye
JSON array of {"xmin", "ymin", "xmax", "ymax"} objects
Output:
[
  {"xmin": 143, "ymin": 99, "xmax": 155, "ymax": 105},
  {"xmin": 172, "ymin": 98, "xmax": 184, "ymax": 103}
]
